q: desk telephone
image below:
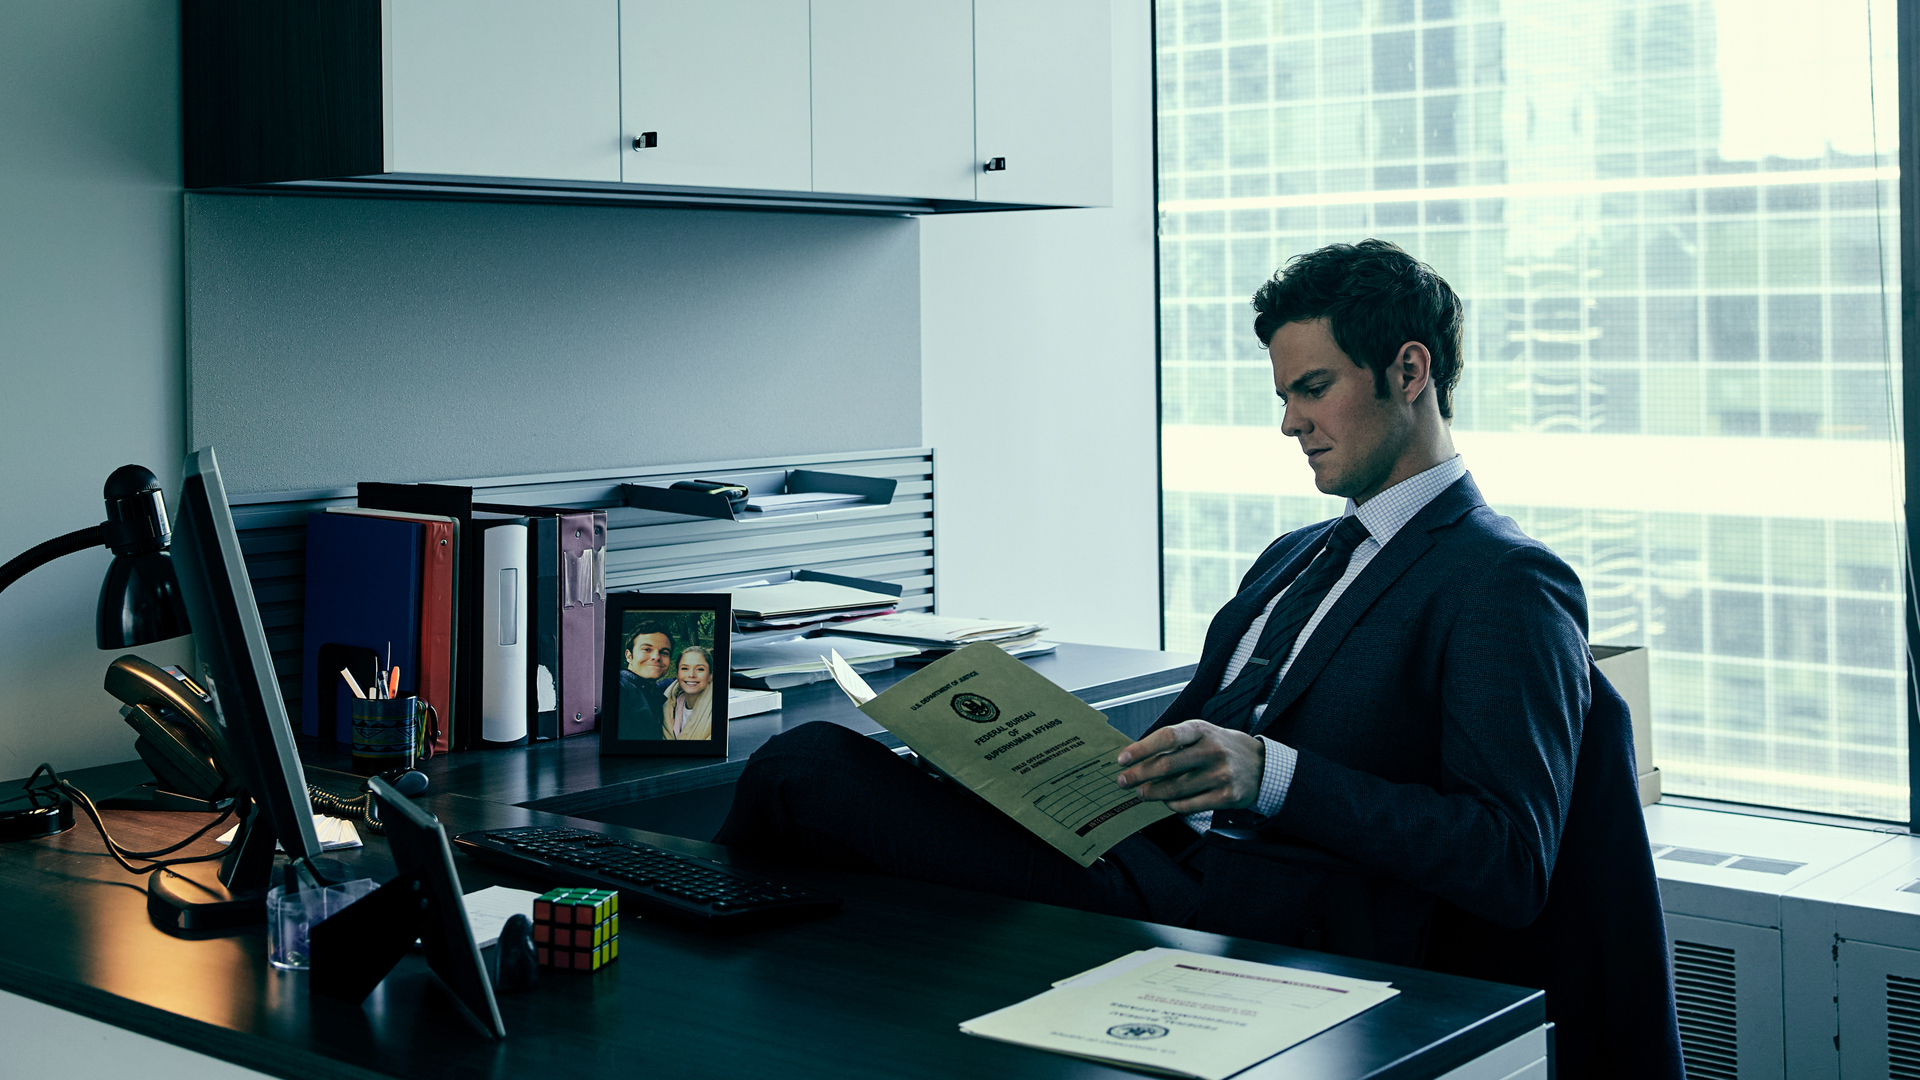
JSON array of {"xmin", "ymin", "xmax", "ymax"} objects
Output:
[
  {"xmin": 106, "ymin": 654, "xmax": 240, "ymax": 809},
  {"xmin": 104, "ymin": 654, "xmax": 421, "ymax": 824}
]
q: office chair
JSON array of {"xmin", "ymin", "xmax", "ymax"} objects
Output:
[{"xmin": 1204, "ymin": 662, "xmax": 1685, "ymax": 1080}]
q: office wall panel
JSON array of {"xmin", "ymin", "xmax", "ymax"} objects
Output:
[
  {"xmin": 185, "ymin": 193, "xmax": 921, "ymax": 495},
  {"xmin": 227, "ymin": 448, "xmax": 935, "ymax": 723},
  {"xmin": 0, "ymin": 0, "xmax": 191, "ymax": 779}
]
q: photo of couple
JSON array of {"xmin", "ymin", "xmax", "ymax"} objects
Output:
[{"xmin": 617, "ymin": 615, "xmax": 717, "ymax": 743}]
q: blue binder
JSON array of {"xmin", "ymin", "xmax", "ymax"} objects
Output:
[{"xmin": 301, "ymin": 511, "xmax": 424, "ymax": 741}]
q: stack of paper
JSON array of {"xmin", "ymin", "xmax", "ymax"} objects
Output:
[
  {"xmin": 960, "ymin": 948, "xmax": 1400, "ymax": 1079},
  {"xmin": 831, "ymin": 612, "xmax": 1051, "ymax": 657},
  {"xmin": 731, "ymin": 634, "xmax": 921, "ymax": 690},
  {"xmin": 458, "ymin": 886, "xmax": 546, "ymax": 949},
  {"xmin": 728, "ymin": 686, "xmax": 783, "ymax": 718},
  {"xmin": 742, "ymin": 491, "xmax": 865, "ymax": 513},
  {"xmin": 716, "ymin": 581, "xmax": 899, "ymax": 641}
]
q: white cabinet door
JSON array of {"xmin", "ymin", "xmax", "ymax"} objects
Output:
[
  {"xmin": 385, "ymin": 0, "xmax": 621, "ymax": 182},
  {"xmin": 1838, "ymin": 941, "xmax": 1920, "ymax": 1080},
  {"xmin": 811, "ymin": 0, "xmax": 974, "ymax": 200},
  {"xmin": 619, "ymin": 0, "xmax": 811, "ymax": 191},
  {"xmin": 1666, "ymin": 913, "xmax": 1785, "ymax": 1080},
  {"xmin": 973, "ymin": 0, "xmax": 1113, "ymax": 207}
]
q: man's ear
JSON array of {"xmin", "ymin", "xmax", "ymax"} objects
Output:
[{"xmin": 1395, "ymin": 341, "xmax": 1433, "ymax": 404}]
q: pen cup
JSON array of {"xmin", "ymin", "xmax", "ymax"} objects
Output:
[
  {"xmin": 350, "ymin": 695, "xmax": 424, "ymax": 776},
  {"xmin": 267, "ymin": 878, "xmax": 377, "ymax": 970}
]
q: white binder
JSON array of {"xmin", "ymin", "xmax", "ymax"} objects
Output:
[{"xmin": 480, "ymin": 521, "xmax": 529, "ymax": 743}]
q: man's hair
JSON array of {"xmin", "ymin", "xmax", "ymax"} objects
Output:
[
  {"xmin": 1250, "ymin": 239, "xmax": 1465, "ymax": 419},
  {"xmin": 623, "ymin": 622, "xmax": 676, "ymax": 656}
]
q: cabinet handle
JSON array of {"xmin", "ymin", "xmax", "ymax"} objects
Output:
[
  {"xmin": 633, "ymin": 132, "xmax": 659, "ymax": 151},
  {"xmin": 983, "ymin": 157, "xmax": 1007, "ymax": 172}
]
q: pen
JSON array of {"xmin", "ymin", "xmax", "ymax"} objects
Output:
[{"xmin": 388, "ymin": 665, "xmax": 401, "ymax": 698}]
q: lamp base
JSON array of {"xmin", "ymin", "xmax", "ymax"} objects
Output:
[
  {"xmin": 148, "ymin": 860, "xmax": 267, "ymax": 932},
  {"xmin": 0, "ymin": 795, "xmax": 74, "ymax": 842}
]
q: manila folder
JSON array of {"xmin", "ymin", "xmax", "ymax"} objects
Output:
[{"xmin": 837, "ymin": 642, "xmax": 1172, "ymax": 867}]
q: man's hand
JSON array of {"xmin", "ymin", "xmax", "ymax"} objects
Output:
[{"xmin": 1115, "ymin": 720, "xmax": 1265, "ymax": 815}]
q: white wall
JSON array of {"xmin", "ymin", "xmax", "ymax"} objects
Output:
[
  {"xmin": 920, "ymin": 0, "xmax": 1164, "ymax": 652},
  {"xmin": 0, "ymin": 0, "xmax": 189, "ymax": 778}
]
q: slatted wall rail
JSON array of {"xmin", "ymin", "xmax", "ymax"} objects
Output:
[{"xmin": 229, "ymin": 449, "xmax": 936, "ymax": 723}]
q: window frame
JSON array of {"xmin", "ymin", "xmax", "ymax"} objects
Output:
[{"xmin": 1152, "ymin": 0, "xmax": 1920, "ymax": 831}]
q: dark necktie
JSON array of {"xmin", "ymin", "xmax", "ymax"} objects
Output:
[{"xmin": 1199, "ymin": 514, "xmax": 1371, "ymax": 732}]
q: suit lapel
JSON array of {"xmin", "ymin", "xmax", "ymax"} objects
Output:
[
  {"xmin": 1251, "ymin": 475, "xmax": 1487, "ymax": 735},
  {"xmin": 1176, "ymin": 521, "xmax": 1332, "ymax": 713}
]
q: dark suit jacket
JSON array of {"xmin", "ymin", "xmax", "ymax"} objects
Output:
[
  {"xmin": 1149, "ymin": 473, "xmax": 1683, "ymax": 1079},
  {"xmin": 617, "ymin": 670, "xmax": 666, "ymax": 742}
]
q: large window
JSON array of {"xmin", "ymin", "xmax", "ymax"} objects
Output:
[{"xmin": 1157, "ymin": 0, "xmax": 1906, "ymax": 820}]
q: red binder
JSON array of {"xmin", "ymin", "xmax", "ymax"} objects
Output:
[{"xmin": 415, "ymin": 518, "xmax": 454, "ymax": 753}]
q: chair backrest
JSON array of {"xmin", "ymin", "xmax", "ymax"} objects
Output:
[{"xmin": 1423, "ymin": 662, "xmax": 1685, "ymax": 1080}]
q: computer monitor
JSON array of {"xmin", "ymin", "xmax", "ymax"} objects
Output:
[{"xmin": 148, "ymin": 446, "xmax": 325, "ymax": 930}]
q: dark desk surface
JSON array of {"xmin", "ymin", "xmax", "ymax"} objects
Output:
[
  {"xmin": 0, "ymin": 765, "xmax": 1543, "ymax": 1080},
  {"xmin": 301, "ymin": 643, "xmax": 1201, "ymax": 817}
]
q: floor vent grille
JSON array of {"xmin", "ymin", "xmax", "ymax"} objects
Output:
[
  {"xmin": 1890, "ymin": 973, "xmax": 1920, "ymax": 1080},
  {"xmin": 1673, "ymin": 939, "xmax": 1739, "ymax": 1080}
]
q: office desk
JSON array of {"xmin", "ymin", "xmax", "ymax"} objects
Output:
[
  {"xmin": 0, "ymin": 777, "xmax": 1544, "ymax": 1080},
  {"xmin": 0, "ymin": 643, "xmax": 1547, "ymax": 1079}
]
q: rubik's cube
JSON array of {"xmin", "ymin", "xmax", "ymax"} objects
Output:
[{"xmin": 531, "ymin": 887, "xmax": 620, "ymax": 971}]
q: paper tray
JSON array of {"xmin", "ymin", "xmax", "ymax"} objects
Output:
[{"xmin": 619, "ymin": 468, "xmax": 896, "ymax": 521}]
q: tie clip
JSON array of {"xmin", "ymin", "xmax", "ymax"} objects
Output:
[{"xmin": 1247, "ymin": 658, "xmax": 1270, "ymax": 666}]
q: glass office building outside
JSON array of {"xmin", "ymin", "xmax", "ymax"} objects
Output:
[{"xmin": 1157, "ymin": 0, "xmax": 1906, "ymax": 820}]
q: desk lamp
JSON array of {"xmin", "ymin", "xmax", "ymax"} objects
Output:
[
  {"xmin": 0, "ymin": 465, "xmax": 191, "ymax": 646},
  {"xmin": 0, "ymin": 465, "xmax": 192, "ymax": 841}
]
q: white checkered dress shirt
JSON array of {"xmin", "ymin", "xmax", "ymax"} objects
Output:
[{"xmin": 1184, "ymin": 455, "xmax": 1468, "ymax": 835}]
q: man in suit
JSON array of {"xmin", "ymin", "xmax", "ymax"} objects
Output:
[{"xmin": 717, "ymin": 240, "xmax": 1679, "ymax": 1076}]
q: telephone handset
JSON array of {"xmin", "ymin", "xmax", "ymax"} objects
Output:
[{"xmin": 106, "ymin": 654, "xmax": 241, "ymax": 804}]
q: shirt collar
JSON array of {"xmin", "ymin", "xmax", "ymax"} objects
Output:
[{"xmin": 1343, "ymin": 455, "xmax": 1468, "ymax": 548}]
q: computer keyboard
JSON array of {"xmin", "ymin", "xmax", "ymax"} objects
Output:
[{"xmin": 453, "ymin": 825, "xmax": 841, "ymax": 929}]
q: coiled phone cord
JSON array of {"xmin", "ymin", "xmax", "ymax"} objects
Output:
[{"xmin": 307, "ymin": 785, "xmax": 386, "ymax": 835}]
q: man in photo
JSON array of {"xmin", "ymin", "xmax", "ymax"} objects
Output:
[
  {"xmin": 661, "ymin": 644, "xmax": 714, "ymax": 742},
  {"xmin": 617, "ymin": 621, "xmax": 674, "ymax": 741}
]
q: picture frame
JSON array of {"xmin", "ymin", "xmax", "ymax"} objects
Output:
[{"xmin": 600, "ymin": 592, "xmax": 730, "ymax": 757}]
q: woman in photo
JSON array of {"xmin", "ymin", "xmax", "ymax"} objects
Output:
[{"xmin": 661, "ymin": 644, "xmax": 714, "ymax": 742}]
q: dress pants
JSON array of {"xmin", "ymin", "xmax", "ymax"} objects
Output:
[{"xmin": 715, "ymin": 722, "xmax": 1205, "ymax": 927}]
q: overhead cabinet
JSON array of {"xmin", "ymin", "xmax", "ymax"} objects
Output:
[
  {"xmin": 617, "ymin": 0, "xmax": 813, "ymax": 192},
  {"xmin": 183, "ymin": 0, "xmax": 1112, "ymax": 213},
  {"xmin": 809, "ymin": 0, "xmax": 977, "ymax": 202}
]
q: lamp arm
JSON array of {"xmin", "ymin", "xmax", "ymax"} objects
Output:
[{"xmin": 0, "ymin": 525, "xmax": 107, "ymax": 597}]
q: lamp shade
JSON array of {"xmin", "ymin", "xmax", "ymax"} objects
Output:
[
  {"xmin": 97, "ymin": 549, "xmax": 188, "ymax": 648},
  {"xmin": 94, "ymin": 464, "xmax": 190, "ymax": 648}
]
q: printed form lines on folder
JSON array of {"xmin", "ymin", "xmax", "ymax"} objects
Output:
[{"xmin": 1026, "ymin": 759, "xmax": 1139, "ymax": 830}]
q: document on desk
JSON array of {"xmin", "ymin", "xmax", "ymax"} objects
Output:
[
  {"xmin": 960, "ymin": 948, "xmax": 1400, "ymax": 1080},
  {"xmin": 824, "ymin": 642, "xmax": 1171, "ymax": 867}
]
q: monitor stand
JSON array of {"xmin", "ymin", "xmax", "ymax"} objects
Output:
[{"xmin": 147, "ymin": 799, "xmax": 277, "ymax": 932}]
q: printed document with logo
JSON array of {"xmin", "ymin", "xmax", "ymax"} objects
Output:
[
  {"xmin": 823, "ymin": 642, "xmax": 1172, "ymax": 867},
  {"xmin": 959, "ymin": 948, "xmax": 1400, "ymax": 1079}
]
